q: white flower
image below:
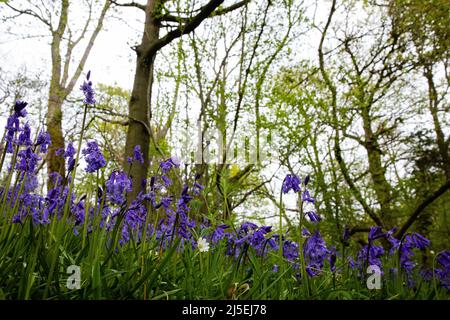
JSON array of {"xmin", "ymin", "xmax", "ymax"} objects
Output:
[{"xmin": 197, "ymin": 237, "xmax": 210, "ymax": 253}]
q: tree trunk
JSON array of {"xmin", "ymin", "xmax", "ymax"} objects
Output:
[
  {"xmin": 46, "ymin": 0, "xmax": 68, "ymax": 189},
  {"xmin": 424, "ymin": 65, "xmax": 450, "ymax": 180},
  {"xmin": 124, "ymin": 0, "xmax": 160, "ymax": 202},
  {"xmin": 361, "ymin": 106, "xmax": 393, "ymax": 226},
  {"xmin": 46, "ymin": 92, "xmax": 65, "ymax": 187}
]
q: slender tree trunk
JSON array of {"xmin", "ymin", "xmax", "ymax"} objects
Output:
[
  {"xmin": 124, "ymin": 0, "xmax": 160, "ymax": 201},
  {"xmin": 424, "ymin": 65, "xmax": 450, "ymax": 179},
  {"xmin": 361, "ymin": 105, "xmax": 393, "ymax": 225},
  {"xmin": 46, "ymin": 0, "xmax": 68, "ymax": 189},
  {"xmin": 47, "ymin": 92, "xmax": 65, "ymax": 186}
]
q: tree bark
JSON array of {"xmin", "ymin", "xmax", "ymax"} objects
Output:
[
  {"xmin": 46, "ymin": 0, "xmax": 69, "ymax": 188},
  {"xmin": 361, "ymin": 105, "xmax": 394, "ymax": 226},
  {"xmin": 124, "ymin": 0, "xmax": 160, "ymax": 202}
]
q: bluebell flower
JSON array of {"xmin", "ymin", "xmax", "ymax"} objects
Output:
[
  {"xmin": 302, "ymin": 189, "xmax": 315, "ymax": 204},
  {"xmin": 161, "ymin": 175, "xmax": 172, "ymax": 186},
  {"xmin": 343, "ymin": 227, "xmax": 351, "ymax": 243},
  {"xmin": 283, "ymin": 240, "xmax": 299, "ymax": 262},
  {"xmin": 159, "ymin": 157, "xmax": 180, "ymax": 174},
  {"xmin": 64, "ymin": 142, "xmax": 76, "ymax": 158},
  {"xmin": 386, "ymin": 228, "xmax": 400, "ymax": 254},
  {"xmin": 368, "ymin": 226, "xmax": 385, "ymax": 242},
  {"xmin": 329, "ymin": 245, "xmax": 337, "ymax": 272},
  {"xmin": 211, "ymin": 224, "xmax": 229, "ymax": 243},
  {"xmin": 305, "ymin": 211, "xmax": 321, "ymax": 223},
  {"xmin": 193, "ymin": 181, "xmax": 205, "ymax": 195},
  {"xmin": 357, "ymin": 243, "xmax": 385, "ymax": 271},
  {"xmin": 4, "ymin": 102, "xmax": 25, "ymax": 153},
  {"xmin": 15, "ymin": 147, "xmax": 41, "ymax": 173},
  {"xmin": 348, "ymin": 256, "xmax": 356, "ymax": 269},
  {"xmin": 18, "ymin": 122, "xmax": 32, "ymax": 146},
  {"xmin": 35, "ymin": 131, "xmax": 51, "ymax": 153},
  {"xmin": 133, "ymin": 145, "xmax": 144, "ymax": 164},
  {"xmin": 82, "ymin": 141, "xmax": 106, "ymax": 172},
  {"xmin": 304, "ymin": 175, "xmax": 310, "ymax": 186},
  {"xmin": 282, "ymin": 174, "xmax": 301, "ymax": 194},
  {"xmin": 302, "ymin": 227, "xmax": 311, "ymax": 237},
  {"xmin": 303, "ymin": 230, "xmax": 329, "ymax": 276},
  {"xmin": 14, "ymin": 100, "xmax": 28, "ymax": 117},
  {"xmin": 160, "ymin": 196, "xmax": 173, "ymax": 209},
  {"xmin": 239, "ymin": 221, "xmax": 258, "ymax": 233},
  {"xmin": 106, "ymin": 171, "xmax": 132, "ymax": 205},
  {"xmin": 406, "ymin": 233, "xmax": 430, "ymax": 250},
  {"xmin": 177, "ymin": 185, "xmax": 193, "ymax": 212},
  {"xmin": 80, "ymin": 71, "xmax": 95, "ymax": 105},
  {"xmin": 397, "ymin": 232, "xmax": 431, "ymax": 276}
]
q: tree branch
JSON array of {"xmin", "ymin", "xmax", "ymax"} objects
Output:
[
  {"xmin": 64, "ymin": 1, "xmax": 111, "ymax": 95},
  {"xmin": 143, "ymin": 0, "xmax": 226, "ymax": 60},
  {"xmin": 109, "ymin": 0, "xmax": 146, "ymax": 11},
  {"xmin": 160, "ymin": 0, "xmax": 250, "ymax": 22},
  {"xmin": 4, "ymin": 2, "xmax": 53, "ymax": 30},
  {"xmin": 396, "ymin": 180, "xmax": 450, "ymax": 238}
]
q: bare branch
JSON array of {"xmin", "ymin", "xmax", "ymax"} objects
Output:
[
  {"xmin": 144, "ymin": 0, "xmax": 226, "ymax": 60},
  {"xmin": 397, "ymin": 180, "xmax": 450, "ymax": 239},
  {"xmin": 160, "ymin": 0, "xmax": 250, "ymax": 22},
  {"xmin": 109, "ymin": 0, "xmax": 146, "ymax": 11},
  {"xmin": 64, "ymin": 1, "xmax": 111, "ymax": 95},
  {"xmin": 4, "ymin": 2, "xmax": 53, "ymax": 30}
]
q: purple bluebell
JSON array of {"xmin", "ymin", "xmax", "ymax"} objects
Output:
[
  {"xmin": 80, "ymin": 72, "xmax": 95, "ymax": 105},
  {"xmin": 160, "ymin": 196, "xmax": 173, "ymax": 209},
  {"xmin": 159, "ymin": 157, "xmax": 180, "ymax": 174},
  {"xmin": 356, "ymin": 243, "xmax": 385, "ymax": 271},
  {"xmin": 106, "ymin": 170, "xmax": 132, "ymax": 205},
  {"xmin": 304, "ymin": 175, "xmax": 310, "ymax": 186},
  {"xmin": 303, "ymin": 230, "xmax": 329, "ymax": 276},
  {"xmin": 283, "ymin": 240, "xmax": 299, "ymax": 262},
  {"xmin": 329, "ymin": 245, "xmax": 337, "ymax": 272},
  {"xmin": 302, "ymin": 227, "xmax": 311, "ymax": 237},
  {"xmin": 64, "ymin": 142, "xmax": 76, "ymax": 158},
  {"xmin": 177, "ymin": 185, "xmax": 193, "ymax": 212},
  {"xmin": 282, "ymin": 174, "xmax": 301, "ymax": 194},
  {"xmin": 161, "ymin": 175, "xmax": 172, "ymax": 186},
  {"xmin": 211, "ymin": 224, "xmax": 229, "ymax": 243},
  {"xmin": 35, "ymin": 131, "xmax": 51, "ymax": 153},
  {"xmin": 193, "ymin": 181, "xmax": 205, "ymax": 195},
  {"xmin": 406, "ymin": 233, "xmax": 430, "ymax": 250},
  {"xmin": 305, "ymin": 211, "xmax": 321, "ymax": 223},
  {"xmin": 15, "ymin": 147, "xmax": 41, "ymax": 173},
  {"xmin": 436, "ymin": 252, "xmax": 450, "ymax": 291},
  {"xmin": 4, "ymin": 102, "xmax": 27, "ymax": 153},
  {"xmin": 133, "ymin": 145, "xmax": 144, "ymax": 164},
  {"xmin": 14, "ymin": 100, "xmax": 28, "ymax": 117},
  {"xmin": 18, "ymin": 122, "xmax": 32, "ymax": 146},
  {"xmin": 397, "ymin": 232, "xmax": 431, "ymax": 276},
  {"xmin": 343, "ymin": 227, "xmax": 351, "ymax": 243},
  {"xmin": 348, "ymin": 256, "xmax": 356, "ymax": 269},
  {"xmin": 368, "ymin": 226, "xmax": 385, "ymax": 242},
  {"xmin": 82, "ymin": 141, "xmax": 106, "ymax": 172},
  {"xmin": 302, "ymin": 189, "xmax": 315, "ymax": 204},
  {"xmin": 386, "ymin": 228, "xmax": 400, "ymax": 254}
]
